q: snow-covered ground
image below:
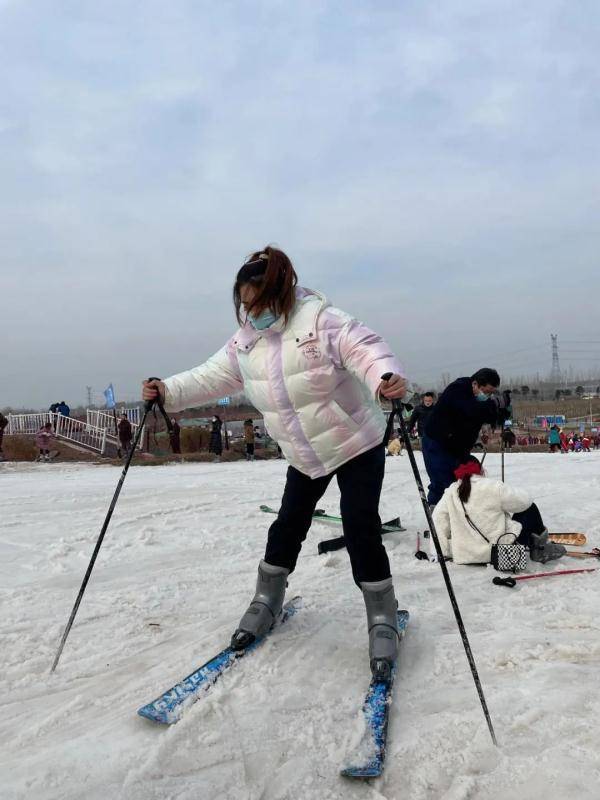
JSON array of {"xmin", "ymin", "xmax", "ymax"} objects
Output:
[{"xmin": 2, "ymin": 452, "xmax": 600, "ymax": 800}]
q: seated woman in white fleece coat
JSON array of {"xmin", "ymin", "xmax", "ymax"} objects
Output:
[{"xmin": 432, "ymin": 459, "xmax": 565, "ymax": 564}]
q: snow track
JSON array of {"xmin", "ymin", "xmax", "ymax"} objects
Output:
[{"xmin": 1, "ymin": 454, "xmax": 600, "ymax": 798}]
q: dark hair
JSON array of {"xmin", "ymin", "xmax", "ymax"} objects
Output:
[
  {"xmin": 470, "ymin": 368, "xmax": 500, "ymax": 388},
  {"xmin": 457, "ymin": 456, "xmax": 482, "ymax": 503},
  {"xmin": 423, "ymin": 391, "xmax": 435, "ymax": 399},
  {"xmin": 233, "ymin": 245, "xmax": 298, "ymax": 326}
]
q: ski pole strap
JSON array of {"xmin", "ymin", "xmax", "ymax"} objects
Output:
[
  {"xmin": 382, "ymin": 404, "xmax": 410, "ymax": 446},
  {"xmin": 382, "ymin": 406, "xmax": 398, "ymax": 447}
]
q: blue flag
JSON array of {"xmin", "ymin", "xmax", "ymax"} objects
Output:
[{"xmin": 104, "ymin": 384, "xmax": 116, "ymax": 409}]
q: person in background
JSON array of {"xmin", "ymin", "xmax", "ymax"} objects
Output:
[
  {"xmin": 433, "ymin": 458, "xmax": 566, "ymax": 564},
  {"xmin": 0, "ymin": 411, "xmax": 7, "ymax": 461},
  {"xmin": 548, "ymin": 425, "xmax": 561, "ymax": 453},
  {"xmin": 118, "ymin": 413, "xmax": 133, "ymax": 455},
  {"xmin": 581, "ymin": 434, "xmax": 591, "ymax": 452},
  {"xmin": 243, "ymin": 418, "xmax": 255, "ymax": 461},
  {"xmin": 36, "ymin": 422, "xmax": 55, "ymax": 462},
  {"xmin": 502, "ymin": 426, "xmax": 516, "ymax": 449},
  {"xmin": 209, "ymin": 415, "xmax": 223, "ymax": 462},
  {"xmin": 422, "ymin": 369, "xmax": 507, "ymax": 507},
  {"xmin": 559, "ymin": 428, "xmax": 568, "ymax": 452},
  {"xmin": 170, "ymin": 419, "xmax": 181, "ymax": 454},
  {"xmin": 408, "ymin": 392, "xmax": 435, "ymax": 438},
  {"xmin": 57, "ymin": 401, "xmax": 70, "ymax": 417},
  {"xmin": 49, "ymin": 402, "xmax": 59, "ymax": 429}
]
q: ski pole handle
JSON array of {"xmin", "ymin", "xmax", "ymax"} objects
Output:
[
  {"xmin": 144, "ymin": 377, "xmax": 173, "ymax": 432},
  {"xmin": 144, "ymin": 376, "xmax": 164, "ymax": 411},
  {"xmin": 493, "ymin": 576, "xmax": 517, "ymax": 588},
  {"xmin": 380, "ymin": 372, "xmax": 406, "ymax": 408}
]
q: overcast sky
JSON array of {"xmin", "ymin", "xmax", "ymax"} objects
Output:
[{"xmin": 2, "ymin": 0, "xmax": 600, "ymax": 409}]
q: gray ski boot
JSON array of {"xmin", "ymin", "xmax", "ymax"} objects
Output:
[
  {"xmin": 231, "ymin": 560, "xmax": 289, "ymax": 650},
  {"xmin": 361, "ymin": 577, "xmax": 400, "ymax": 683},
  {"xmin": 529, "ymin": 530, "xmax": 566, "ymax": 563}
]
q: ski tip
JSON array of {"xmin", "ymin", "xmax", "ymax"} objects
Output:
[
  {"xmin": 341, "ymin": 765, "xmax": 383, "ymax": 780},
  {"xmin": 137, "ymin": 704, "xmax": 173, "ymax": 725}
]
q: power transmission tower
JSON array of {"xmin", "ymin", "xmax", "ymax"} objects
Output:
[
  {"xmin": 550, "ymin": 334, "xmax": 561, "ymax": 386},
  {"xmin": 86, "ymin": 386, "xmax": 93, "ymax": 408}
]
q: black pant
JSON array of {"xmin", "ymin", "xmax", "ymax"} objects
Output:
[
  {"xmin": 513, "ymin": 503, "xmax": 545, "ymax": 547},
  {"xmin": 264, "ymin": 445, "xmax": 390, "ymax": 586}
]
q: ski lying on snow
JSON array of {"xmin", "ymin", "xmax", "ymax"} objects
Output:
[
  {"xmin": 564, "ymin": 548, "xmax": 600, "ymax": 559},
  {"xmin": 549, "ymin": 533, "xmax": 586, "ymax": 546},
  {"xmin": 138, "ymin": 596, "xmax": 302, "ymax": 725},
  {"xmin": 259, "ymin": 505, "xmax": 406, "ymax": 534},
  {"xmin": 341, "ymin": 610, "xmax": 409, "ymax": 780}
]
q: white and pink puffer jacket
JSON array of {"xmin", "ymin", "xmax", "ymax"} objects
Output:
[{"xmin": 163, "ymin": 288, "xmax": 405, "ymax": 478}]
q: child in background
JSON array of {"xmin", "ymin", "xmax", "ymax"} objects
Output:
[{"xmin": 36, "ymin": 422, "xmax": 54, "ymax": 462}]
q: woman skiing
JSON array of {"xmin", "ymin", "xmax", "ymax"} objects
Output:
[
  {"xmin": 142, "ymin": 246, "xmax": 407, "ymax": 680},
  {"xmin": 432, "ymin": 458, "xmax": 566, "ymax": 564}
]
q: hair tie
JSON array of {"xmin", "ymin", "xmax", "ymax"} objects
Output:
[{"xmin": 454, "ymin": 461, "xmax": 482, "ymax": 481}]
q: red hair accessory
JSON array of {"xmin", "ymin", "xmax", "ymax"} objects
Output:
[{"xmin": 454, "ymin": 461, "xmax": 482, "ymax": 481}]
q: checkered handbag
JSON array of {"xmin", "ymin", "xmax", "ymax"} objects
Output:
[{"xmin": 491, "ymin": 533, "xmax": 527, "ymax": 573}]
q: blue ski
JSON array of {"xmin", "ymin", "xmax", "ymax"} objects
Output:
[
  {"xmin": 138, "ymin": 596, "xmax": 302, "ymax": 725},
  {"xmin": 341, "ymin": 610, "xmax": 409, "ymax": 779}
]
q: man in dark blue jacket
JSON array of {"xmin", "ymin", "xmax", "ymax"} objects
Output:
[
  {"xmin": 422, "ymin": 368, "xmax": 500, "ymax": 506},
  {"xmin": 409, "ymin": 392, "xmax": 436, "ymax": 437}
]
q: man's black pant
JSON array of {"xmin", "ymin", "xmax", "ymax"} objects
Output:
[{"xmin": 265, "ymin": 445, "xmax": 390, "ymax": 586}]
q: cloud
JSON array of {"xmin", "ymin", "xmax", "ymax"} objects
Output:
[{"xmin": 1, "ymin": 1, "xmax": 600, "ymax": 406}]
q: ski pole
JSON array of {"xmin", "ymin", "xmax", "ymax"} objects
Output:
[
  {"xmin": 382, "ymin": 373, "xmax": 498, "ymax": 747},
  {"xmin": 493, "ymin": 567, "xmax": 597, "ymax": 588},
  {"xmin": 50, "ymin": 379, "xmax": 164, "ymax": 673}
]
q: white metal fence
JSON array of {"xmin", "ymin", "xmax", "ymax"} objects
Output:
[
  {"xmin": 7, "ymin": 412, "xmax": 107, "ymax": 454},
  {"xmin": 86, "ymin": 409, "xmax": 142, "ymax": 448},
  {"xmin": 55, "ymin": 414, "xmax": 107, "ymax": 453},
  {"xmin": 87, "ymin": 407, "xmax": 141, "ymax": 430},
  {"xmin": 7, "ymin": 412, "xmax": 53, "ymax": 435}
]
